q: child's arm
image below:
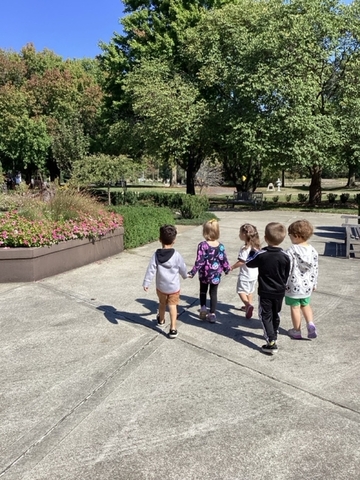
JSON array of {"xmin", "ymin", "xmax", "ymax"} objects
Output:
[
  {"xmin": 231, "ymin": 259, "xmax": 245, "ymax": 271},
  {"xmin": 188, "ymin": 243, "xmax": 206, "ymax": 277},
  {"xmin": 221, "ymin": 247, "xmax": 231, "ymax": 274},
  {"xmin": 178, "ymin": 254, "xmax": 188, "ymax": 279},
  {"xmin": 142, "ymin": 253, "xmax": 157, "ymax": 291}
]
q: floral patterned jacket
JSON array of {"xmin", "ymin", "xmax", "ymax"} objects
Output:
[{"xmin": 188, "ymin": 241, "xmax": 231, "ymax": 285}]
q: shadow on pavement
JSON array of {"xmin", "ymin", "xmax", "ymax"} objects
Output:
[{"xmin": 97, "ymin": 295, "xmax": 289, "ymax": 353}]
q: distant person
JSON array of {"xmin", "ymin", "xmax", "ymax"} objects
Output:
[
  {"xmin": 246, "ymin": 222, "xmax": 290, "ymax": 354},
  {"xmin": 285, "ymin": 220, "xmax": 318, "ymax": 340},
  {"xmin": 188, "ymin": 219, "xmax": 231, "ymax": 323},
  {"xmin": 143, "ymin": 225, "xmax": 187, "ymax": 339},
  {"xmin": 15, "ymin": 172, "xmax": 22, "ymax": 186},
  {"xmin": 231, "ymin": 223, "xmax": 260, "ymax": 319}
]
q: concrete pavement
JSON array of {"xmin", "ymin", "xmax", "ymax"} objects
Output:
[{"xmin": 1, "ymin": 210, "xmax": 359, "ymax": 480}]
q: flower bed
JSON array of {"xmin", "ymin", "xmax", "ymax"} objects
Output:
[
  {"xmin": 0, "ymin": 204, "xmax": 124, "ymax": 282},
  {"xmin": 0, "ymin": 227, "xmax": 124, "ymax": 282}
]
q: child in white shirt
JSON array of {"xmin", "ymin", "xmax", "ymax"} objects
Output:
[{"xmin": 231, "ymin": 223, "xmax": 260, "ymax": 319}]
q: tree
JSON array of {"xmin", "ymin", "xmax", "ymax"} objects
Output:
[
  {"xmin": 98, "ymin": 0, "xmax": 229, "ymax": 194},
  {"xmin": 184, "ymin": 0, "xmax": 359, "ymax": 203},
  {"xmin": 123, "ymin": 59, "xmax": 209, "ymax": 194},
  {"xmin": 0, "ymin": 84, "xmax": 51, "ymax": 175},
  {"xmin": 195, "ymin": 158, "xmax": 224, "ymax": 194},
  {"xmin": 71, "ymin": 154, "xmax": 140, "ymax": 205},
  {"xmin": 0, "ymin": 46, "xmax": 104, "ymax": 180}
]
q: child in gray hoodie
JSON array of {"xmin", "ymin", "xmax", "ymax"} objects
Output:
[
  {"xmin": 285, "ymin": 220, "xmax": 319, "ymax": 340},
  {"xmin": 143, "ymin": 225, "xmax": 187, "ymax": 339}
]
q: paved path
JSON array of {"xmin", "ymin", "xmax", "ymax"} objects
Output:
[{"xmin": 1, "ymin": 211, "xmax": 359, "ymax": 480}]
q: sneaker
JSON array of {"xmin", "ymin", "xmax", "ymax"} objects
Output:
[
  {"xmin": 307, "ymin": 322, "xmax": 317, "ymax": 339},
  {"xmin": 208, "ymin": 313, "xmax": 216, "ymax": 323},
  {"xmin": 245, "ymin": 304, "xmax": 254, "ymax": 319},
  {"xmin": 156, "ymin": 314, "xmax": 165, "ymax": 326},
  {"xmin": 288, "ymin": 328, "xmax": 302, "ymax": 339},
  {"xmin": 168, "ymin": 329, "xmax": 178, "ymax": 339},
  {"xmin": 240, "ymin": 306, "xmax": 246, "ymax": 312},
  {"xmin": 261, "ymin": 341, "xmax": 278, "ymax": 354},
  {"xmin": 199, "ymin": 306, "xmax": 207, "ymax": 320}
]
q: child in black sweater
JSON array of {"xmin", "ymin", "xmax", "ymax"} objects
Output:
[{"xmin": 247, "ymin": 222, "xmax": 290, "ymax": 354}]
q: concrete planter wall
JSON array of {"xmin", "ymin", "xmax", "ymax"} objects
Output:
[{"xmin": 0, "ymin": 227, "xmax": 124, "ymax": 282}]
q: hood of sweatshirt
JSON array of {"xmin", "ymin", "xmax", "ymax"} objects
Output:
[
  {"xmin": 156, "ymin": 248, "xmax": 175, "ymax": 264},
  {"xmin": 291, "ymin": 244, "xmax": 315, "ymax": 274}
]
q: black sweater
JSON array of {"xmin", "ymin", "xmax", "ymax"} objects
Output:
[{"xmin": 246, "ymin": 246, "xmax": 291, "ymax": 299}]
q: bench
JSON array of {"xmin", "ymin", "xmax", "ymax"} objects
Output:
[
  {"xmin": 226, "ymin": 191, "xmax": 263, "ymax": 209},
  {"xmin": 341, "ymin": 215, "xmax": 360, "ymax": 258}
]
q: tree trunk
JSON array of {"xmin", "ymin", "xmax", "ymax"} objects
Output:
[
  {"xmin": 184, "ymin": 152, "xmax": 202, "ymax": 195},
  {"xmin": 186, "ymin": 164, "xmax": 196, "ymax": 195},
  {"xmin": 346, "ymin": 167, "xmax": 356, "ymax": 188},
  {"xmin": 308, "ymin": 165, "xmax": 322, "ymax": 205},
  {"xmin": 170, "ymin": 165, "xmax": 177, "ymax": 187}
]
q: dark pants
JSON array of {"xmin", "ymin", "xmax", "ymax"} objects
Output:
[
  {"xmin": 200, "ymin": 282, "xmax": 218, "ymax": 313},
  {"xmin": 259, "ymin": 297, "xmax": 284, "ymax": 343}
]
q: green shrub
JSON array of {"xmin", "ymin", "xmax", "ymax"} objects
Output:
[
  {"xmin": 285, "ymin": 194, "xmax": 292, "ymax": 203},
  {"xmin": 180, "ymin": 195, "xmax": 209, "ymax": 219},
  {"xmin": 137, "ymin": 191, "xmax": 184, "ymax": 209},
  {"xmin": 340, "ymin": 193, "xmax": 350, "ymax": 204},
  {"xmin": 111, "ymin": 205, "xmax": 174, "ymax": 249},
  {"xmin": 297, "ymin": 193, "xmax": 309, "ymax": 203},
  {"xmin": 327, "ymin": 193, "xmax": 337, "ymax": 203},
  {"xmin": 272, "ymin": 196, "xmax": 279, "ymax": 203}
]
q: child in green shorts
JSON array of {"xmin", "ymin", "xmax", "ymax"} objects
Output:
[{"xmin": 285, "ymin": 220, "xmax": 319, "ymax": 339}]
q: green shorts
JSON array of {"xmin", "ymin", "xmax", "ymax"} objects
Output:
[{"xmin": 285, "ymin": 296, "xmax": 311, "ymax": 307}]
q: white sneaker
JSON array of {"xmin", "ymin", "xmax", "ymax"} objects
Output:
[{"xmin": 208, "ymin": 313, "xmax": 216, "ymax": 323}]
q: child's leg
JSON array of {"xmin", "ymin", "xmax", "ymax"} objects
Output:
[
  {"xmin": 209, "ymin": 284, "xmax": 218, "ymax": 313},
  {"xmin": 199, "ymin": 281, "xmax": 208, "ymax": 307},
  {"xmin": 301, "ymin": 304, "xmax": 314, "ymax": 324},
  {"xmin": 158, "ymin": 303, "xmax": 166, "ymax": 320},
  {"xmin": 168, "ymin": 304, "xmax": 177, "ymax": 331},
  {"xmin": 301, "ymin": 304, "xmax": 317, "ymax": 338},
  {"xmin": 259, "ymin": 297, "xmax": 276, "ymax": 342},
  {"xmin": 290, "ymin": 306, "xmax": 302, "ymax": 330},
  {"xmin": 239, "ymin": 292, "xmax": 251, "ymax": 307}
]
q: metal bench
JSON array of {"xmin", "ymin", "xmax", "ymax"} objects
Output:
[
  {"xmin": 341, "ymin": 215, "xmax": 360, "ymax": 258},
  {"xmin": 226, "ymin": 191, "xmax": 263, "ymax": 209}
]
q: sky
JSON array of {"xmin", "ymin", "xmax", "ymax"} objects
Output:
[{"xmin": 0, "ymin": 0, "xmax": 125, "ymax": 59}]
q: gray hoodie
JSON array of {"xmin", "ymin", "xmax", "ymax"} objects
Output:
[
  {"xmin": 143, "ymin": 248, "xmax": 187, "ymax": 294},
  {"xmin": 285, "ymin": 244, "xmax": 318, "ymax": 299}
]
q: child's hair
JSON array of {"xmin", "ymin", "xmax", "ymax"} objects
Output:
[
  {"xmin": 240, "ymin": 223, "xmax": 261, "ymax": 250},
  {"xmin": 265, "ymin": 222, "xmax": 286, "ymax": 246},
  {"xmin": 159, "ymin": 224, "xmax": 177, "ymax": 245},
  {"xmin": 203, "ymin": 219, "xmax": 220, "ymax": 241},
  {"xmin": 288, "ymin": 220, "xmax": 313, "ymax": 241}
]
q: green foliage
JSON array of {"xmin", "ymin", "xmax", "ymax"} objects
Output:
[
  {"xmin": 0, "ymin": 45, "xmax": 103, "ymax": 177},
  {"xmin": 111, "ymin": 206, "xmax": 174, "ymax": 249},
  {"xmin": 340, "ymin": 193, "xmax": 350, "ymax": 204},
  {"xmin": 272, "ymin": 196, "xmax": 279, "ymax": 203},
  {"xmin": 137, "ymin": 191, "xmax": 185, "ymax": 209},
  {"xmin": 72, "ymin": 154, "xmax": 141, "ymax": 205},
  {"xmin": 327, "ymin": 193, "xmax": 338, "ymax": 203},
  {"xmin": 176, "ymin": 211, "xmax": 218, "ymax": 225},
  {"xmin": 180, "ymin": 194, "xmax": 209, "ymax": 219},
  {"xmin": 285, "ymin": 194, "xmax": 292, "ymax": 203},
  {"xmin": 297, "ymin": 193, "xmax": 309, "ymax": 203}
]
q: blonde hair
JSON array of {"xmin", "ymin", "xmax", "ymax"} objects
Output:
[
  {"xmin": 265, "ymin": 222, "xmax": 286, "ymax": 246},
  {"xmin": 203, "ymin": 219, "xmax": 220, "ymax": 241},
  {"xmin": 240, "ymin": 223, "xmax": 260, "ymax": 250}
]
